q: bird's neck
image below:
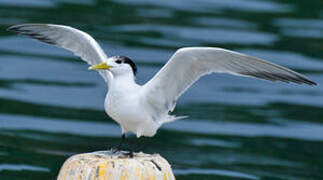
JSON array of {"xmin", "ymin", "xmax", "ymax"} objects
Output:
[{"xmin": 109, "ymin": 73, "xmax": 138, "ymax": 91}]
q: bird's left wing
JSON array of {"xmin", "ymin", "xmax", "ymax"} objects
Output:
[
  {"xmin": 142, "ymin": 47, "xmax": 316, "ymax": 118},
  {"xmin": 8, "ymin": 24, "xmax": 111, "ymax": 82}
]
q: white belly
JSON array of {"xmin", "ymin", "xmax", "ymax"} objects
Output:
[{"xmin": 104, "ymin": 92, "xmax": 159, "ymax": 137}]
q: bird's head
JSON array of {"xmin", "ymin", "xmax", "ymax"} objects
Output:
[{"xmin": 89, "ymin": 56, "xmax": 137, "ymax": 77}]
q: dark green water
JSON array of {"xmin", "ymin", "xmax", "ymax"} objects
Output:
[{"xmin": 1, "ymin": 0, "xmax": 323, "ymax": 179}]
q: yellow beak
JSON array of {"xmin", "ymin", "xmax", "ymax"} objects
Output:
[{"xmin": 89, "ymin": 62, "xmax": 113, "ymax": 70}]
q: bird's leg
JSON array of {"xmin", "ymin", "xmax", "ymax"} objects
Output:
[
  {"xmin": 124, "ymin": 138, "xmax": 140, "ymax": 158},
  {"xmin": 112, "ymin": 134, "xmax": 125, "ymax": 153},
  {"xmin": 117, "ymin": 133, "xmax": 126, "ymax": 150}
]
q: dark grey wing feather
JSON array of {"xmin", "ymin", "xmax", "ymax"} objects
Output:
[
  {"xmin": 8, "ymin": 24, "xmax": 111, "ymax": 82},
  {"xmin": 142, "ymin": 47, "xmax": 316, "ymax": 123}
]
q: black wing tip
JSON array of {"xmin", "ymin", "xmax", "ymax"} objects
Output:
[
  {"xmin": 300, "ymin": 80, "xmax": 317, "ymax": 86},
  {"xmin": 293, "ymin": 73, "xmax": 317, "ymax": 86},
  {"xmin": 7, "ymin": 24, "xmax": 46, "ymax": 32},
  {"xmin": 7, "ymin": 24, "xmax": 33, "ymax": 33},
  {"xmin": 7, "ymin": 24, "xmax": 56, "ymax": 45},
  {"xmin": 241, "ymin": 71, "xmax": 317, "ymax": 86},
  {"xmin": 7, "ymin": 25, "xmax": 21, "ymax": 32},
  {"xmin": 299, "ymin": 77, "xmax": 317, "ymax": 86}
]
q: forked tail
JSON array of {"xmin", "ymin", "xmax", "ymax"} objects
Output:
[{"xmin": 160, "ymin": 115, "xmax": 188, "ymax": 124}]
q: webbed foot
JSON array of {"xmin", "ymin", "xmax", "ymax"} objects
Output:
[{"xmin": 122, "ymin": 151, "xmax": 134, "ymax": 158}]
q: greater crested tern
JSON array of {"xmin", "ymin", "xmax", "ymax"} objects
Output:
[{"xmin": 8, "ymin": 24, "xmax": 317, "ymax": 151}]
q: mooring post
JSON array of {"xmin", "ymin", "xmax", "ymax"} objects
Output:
[{"xmin": 57, "ymin": 150, "xmax": 175, "ymax": 180}]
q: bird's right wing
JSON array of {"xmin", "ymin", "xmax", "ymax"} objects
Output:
[
  {"xmin": 142, "ymin": 47, "xmax": 316, "ymax": 121},
  {"xmin": 8, "ymin": 24, "xmax": 111, "ymax": 82}
]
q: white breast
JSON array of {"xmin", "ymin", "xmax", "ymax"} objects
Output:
[{"xmin": 104, "ymin": 85, "xmax": 160, "ymax": 137}]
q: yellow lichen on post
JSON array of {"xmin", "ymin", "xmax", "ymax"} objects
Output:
[{"xmin": 57, "ymin": 151, "xmax": 175, "ymax": 180}]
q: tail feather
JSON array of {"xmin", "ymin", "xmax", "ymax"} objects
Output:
[{"xmin": 160, "ymin": 115, "xmax": 188, "ymax": 124}]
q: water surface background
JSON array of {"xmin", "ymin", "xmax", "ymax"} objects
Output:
[{"xmin": 1, "ymin": 0, "xmax": 323, "ymax": 179}]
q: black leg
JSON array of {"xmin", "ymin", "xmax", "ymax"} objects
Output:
[
  {"xmin": 124, "ymin": 137, "xmax": 140, "ymax": 158},
  {"xmin": 131, "ymin": 138, "xmax": 140, "ymax": 152},
  {"xmin": 113, "ymin": 134, "xmax": 125, "ymax": 153}
]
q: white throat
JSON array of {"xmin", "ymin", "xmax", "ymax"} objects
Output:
[{"xmin": 109, "ymin": 72, "xmax": 138, "ymax": 91}]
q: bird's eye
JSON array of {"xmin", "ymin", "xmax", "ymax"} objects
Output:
[{"xmin": 115, "ymin": 60, "xmax": 122, "ymax": 64}]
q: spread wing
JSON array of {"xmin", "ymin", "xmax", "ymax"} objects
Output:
[
  {"xmin": 142, "ymin": 47, "xmax": 316, "ymax": 117},
  {"xmin": 7, "ymin": 24, "xmax": 111, "ymax": 82}
]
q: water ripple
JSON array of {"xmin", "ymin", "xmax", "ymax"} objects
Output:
[
  {"xmin": 0, "ymin": 164, "xmax": 49, "ymax": 172},
  {"xmin": 112, "ymin": 0, "xmax": 292, "ymax": 13},
  {"xmin": 165, "ymin": 119, "xmax": 323, "ymax": 141},
  {"xmin": 0, "ymin": 114, "xmax": 120, "ymax": 137},
  {"xmin": 175, "ymin": 168, "xmax": 259, "ymax": 179},
  {"xmin": 0, "ymin": 0, "xmax": 55, "ymax": 8},
  {"xmin": 111, "ymin": 24, "xmax": 278, "ymax": 45}
]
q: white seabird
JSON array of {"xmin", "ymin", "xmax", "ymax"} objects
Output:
[{"xmin": 8, "ymin": 24, "xmax": 317, "ymax": 150}]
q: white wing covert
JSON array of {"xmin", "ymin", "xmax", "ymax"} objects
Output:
[
  {"xmin": 142, "ymin": 47, "xmax": 316, "ymax": 119},
  {"xmin": 8, "ymin": 24, "xmax": 111, "ymax": 82}
]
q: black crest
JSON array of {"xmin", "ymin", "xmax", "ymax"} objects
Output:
[{"xmin": 114, "ymin": 56, "xmax": 137, "ymax": 76}]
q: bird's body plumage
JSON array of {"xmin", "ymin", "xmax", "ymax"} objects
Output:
[
  {"xmin": 8, "ymin": 24, "xmax": 317, "ymax": 138},
  {"xmin": 104, "ymin": 74, "xmax": 160, "ymax": 137}
]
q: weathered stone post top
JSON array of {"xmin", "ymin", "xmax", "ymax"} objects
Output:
[{"xmin": 57, "ymin": 150, "xmax": 175, "ymax": 180}]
